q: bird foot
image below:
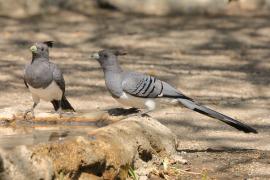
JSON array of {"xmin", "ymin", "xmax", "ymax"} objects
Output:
[
  {"xmin": 23, "ymin": 109, "xmax": 35, "ymax": 119},
  {"xmin": 57, "ymin": 109, "xmax": 63, "ymax": 118}
]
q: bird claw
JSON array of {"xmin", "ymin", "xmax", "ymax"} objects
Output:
[{"xmin": 23, "ymin": 109, "xmax": 35, "ymax": 119}]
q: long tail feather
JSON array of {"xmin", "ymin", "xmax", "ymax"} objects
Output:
[
  {"xmin": 61, "ymin": 96, "xmax": 75, "ymax": 111},
  {"xmin": 177, "ymin": 98, "xmax": 257, "ymax": 134},
  {"xmin": 51, "ymin": 96, "xmax": 75, "ymax": 112},
  {"xmin": 51, "ymin": 100, "xmax": 59, "ymax": 111}
]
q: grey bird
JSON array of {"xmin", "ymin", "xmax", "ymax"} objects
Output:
[
  {"xmin": 23, "ymin": 41, "xmax": 75, "ymax": 118},
  {"xmin": 91, "ymin": 49, "xmax": 257, "ymax": 134}
]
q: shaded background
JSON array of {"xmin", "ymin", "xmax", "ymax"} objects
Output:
[{"xmin": 0, "ymin": 0, "xmax": 270, "ymax": 178}]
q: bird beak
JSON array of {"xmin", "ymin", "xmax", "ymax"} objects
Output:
[
  {"xmin": 30, "ymin": 45, "xmax": 38, "ymax": 53},
  {"xmin": 90, "ymin": 52, "xmax": 100, "ymax": 60}
]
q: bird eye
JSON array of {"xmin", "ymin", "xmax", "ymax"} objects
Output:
[
  {"xmin": 41, "ymin": 47, "xmax": 44, "ymax": 51},
  {"xmin": 104, "ymin": 54, "xmax": 108, "ymax": 58}
]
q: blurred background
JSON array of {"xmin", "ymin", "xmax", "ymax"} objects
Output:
[
  {"xmin": 1, "ymin": 0, "xmax": 270, "ymax": 138},
  {"xmin": 0, "ymin": 0, "xmax": 270, "ymax": 154},
  {"xmin": 1, "ymin": 0, "xmax": 270, "ymax": 17},
  {"xmin": 1, "ymin": 0, "xmax": 269, "ymax": 107}
]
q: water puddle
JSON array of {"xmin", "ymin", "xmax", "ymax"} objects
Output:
[
  {"xmin": 0, "ymin": 121, "xmax": 101, "ymax": 148},
  {"xmin": 0, "ymin": 108, "xmax": 136, "ymax": 148},
  {"xmin": 0, "ymin": 129, "xmax": 90, "ymax": 148}
]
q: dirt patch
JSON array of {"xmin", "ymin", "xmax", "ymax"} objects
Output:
[{"xmin": 176, "ymin": 149, "xmax": 270, "ymax": 179}]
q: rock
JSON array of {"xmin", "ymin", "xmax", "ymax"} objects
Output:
[
  {"xmin": 0, "ymin": 117, "xmax": 177, "ymax": 179},
  {"xmin": 0, "ymin": 146, "xmax": 53, "ymax": 180},
  {"xmin": 171, "ymin": 154, "xmax": 188, "ymax": 165},
  {"xmin": 138, "ymin": 175, "xmax": 148, "ymax": 180},
  {"xmin": 79, "ymin": 173, "xmax": 102, "ymax": 180}
]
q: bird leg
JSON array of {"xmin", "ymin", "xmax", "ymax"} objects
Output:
[
  {"xmin": 23, "ymin": 102, "xmax": 38, "ymax": 119},
  {"xmin": 57, "ymin": 100, "xmax": 63, "ymax": 118}
]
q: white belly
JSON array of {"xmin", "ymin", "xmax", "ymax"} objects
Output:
[
  {"xmin": 115, "ymin": 92, "xmax": 156, "ymax": 111},
  {"xmin": 28, "ymin": 81, "xmax": 63, "ymax": 101}
]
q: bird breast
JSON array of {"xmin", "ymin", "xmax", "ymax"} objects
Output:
[{"xmin": 28, "ymin": 81, "xmax": 62, "ymax": 101}]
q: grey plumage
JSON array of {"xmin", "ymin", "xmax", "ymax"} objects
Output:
[
  {"xmin": 122, "ymin": 71, "xmax": 191, "ymax": 99},
  {"xmin": 23, "ymin": 41, "xmax": 75, "ymax": 117},
  {"xmin": 91, "ymin": 49, "xmax": 257, "ymax": 134}
]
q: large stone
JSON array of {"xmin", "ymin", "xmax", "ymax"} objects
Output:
[
  {"xmin": 0, "ymin": 117, "xmax": 176, "ymax": 179},
  {"xmin": 0, "ymin": 146, "xmax": 53, "ymax": 180}
]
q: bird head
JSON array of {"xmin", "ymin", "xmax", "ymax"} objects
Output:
[
  {"xmin": 30, "ymin": 41, "xmax": 54, "ymax": 59},
  {"xmin": 90, "ymin": 49, "xmax": 127, "ymax": 68}
]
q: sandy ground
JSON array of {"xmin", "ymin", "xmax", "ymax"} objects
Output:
[{"xmin": 0, "ymin": 10, "xmax": 269, "ymax": 179}]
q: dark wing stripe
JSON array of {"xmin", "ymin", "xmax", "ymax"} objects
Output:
[
  {"xmin": 131, "ymin": 79, "xmax": 144, "ymax": 93},
  {"xmin": 147, "ymin": 84, "xmax": 156, "ymax": 97},
  {"xmin": 142, "ymin": 77, "xmax": 154, "ymax": 95},
  {"xmin": 135, "ymin": 83, "xmax": 146, "ymax": 95},
  {"xmin": 135, "ymin": 76, "xmax": 149, "ymax": 95},
  {"xmin": 157, "ymin": 81, "xmax": 163, "ymax": 97}
]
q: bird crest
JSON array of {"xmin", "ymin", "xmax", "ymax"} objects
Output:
[
  {"xmin": 114, "ymin": 49, "xmax": 127, "ymax": 56},
  {"xmin": 43, "ymin": 41, "xmax": 54, "ymax": 48}
]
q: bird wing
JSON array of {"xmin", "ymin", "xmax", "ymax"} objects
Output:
[
  {"xmin": 23, "ymin": 78, "xmax": 29, "ymax": 88},
  {"xmin": 122, "ymin": 71, "xmax": 190, "ymax": 99},
  {"xmin": 23, "ymin": 65, "xmax": 29, "ymax": 88},
  {"xmin": 50, "ymin": 62, "xmax": 65, "ymax": 93}
]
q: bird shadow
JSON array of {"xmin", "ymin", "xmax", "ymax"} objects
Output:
[{"xmin": 107, "ymin": 107, "xmax": 140, "ymax": 116}]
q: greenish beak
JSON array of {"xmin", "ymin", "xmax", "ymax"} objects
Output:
[
  {"xmin": 90, "ymin": 52, "xmax": 100, "ymax": 60},
  {"xmin": 30, "ymin": 45, "xmax": 37, "ymax": 53}
]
